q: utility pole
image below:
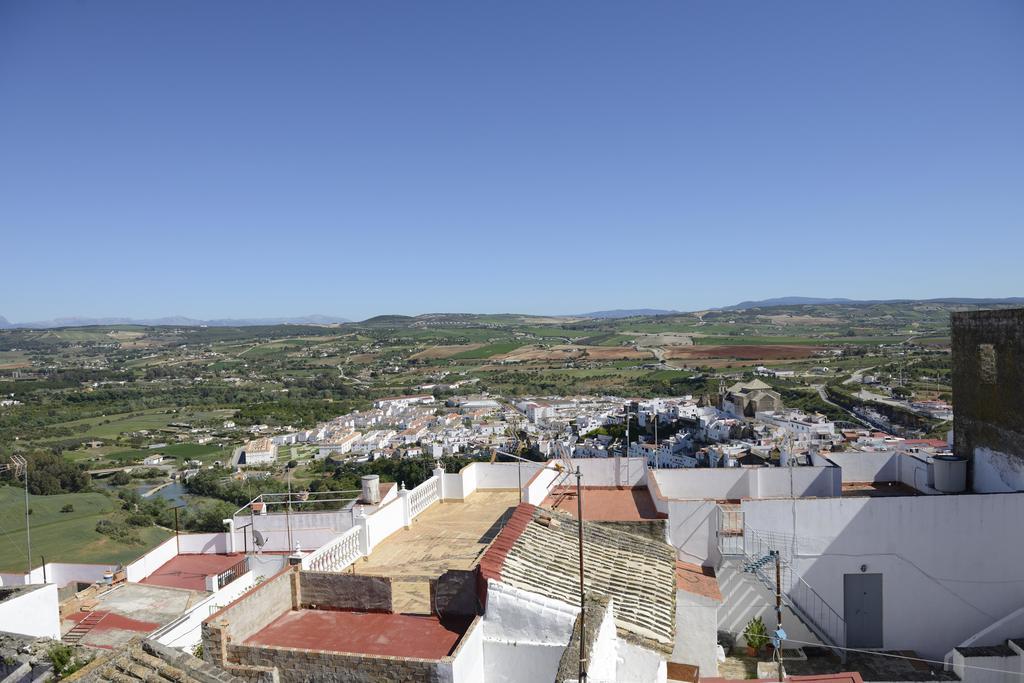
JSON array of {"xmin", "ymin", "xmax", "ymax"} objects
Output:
[
  {"xmin": 654, "ymin": 412, "xmax": 659, "ymax": 469},
  {"xmin": 173, "ymin": 505, "xmax": 183, "ymax": 554},
  {"xmin": 24, "ymin": 465, "xmax": 31, "ymax": 576},
  {"xmin": 576, "ymin": 466, "xmax": 587, "ymax": 683},
  {"xmin": 286, "ymin": 466, "xmax": 294, "ymax": 552},
  {"xmin": 774, "ymin": 550, "xmax": 784, "ymax": 683}
]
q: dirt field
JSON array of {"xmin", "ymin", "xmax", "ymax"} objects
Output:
[
  {"xmin": 663, "ymin": 344, "xmax": 823, "ymax": 360},
  {"xmin": 631, "ymin": 332, "xmax": 694, "ymax": 346},
  {"xmin": 757, "ymin": 314, "xmax": 839, "ymax": 325},
  {"xmin": 581, "ymin": 347, "xmax": 655, "ymax": 360},
  {"xmin": 410, "ymin": 344, "xmax": 484, "ymax": 360}
]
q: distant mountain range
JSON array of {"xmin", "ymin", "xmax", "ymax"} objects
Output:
[
  {"xmin": 3, "ymin": 297, "xmax": 1021, "ymax": 330},
  {"xmin": 0, "ymin": 315, "xmax": 350, "ymax": 329},
  {"xmin": 722, "ymin": 296, "xmax": 1024, "ymax": 311}
]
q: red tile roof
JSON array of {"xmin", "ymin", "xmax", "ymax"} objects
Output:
[
  {"xmin": 478, "ymin": 503, "xmax": 535, "ymax": 584},
  {"xmin": 675, "ymin": 561, "xmax": 722, "ymax": 602},
  {"xmin": 702, "ymin": 674, "xmax": 864, "ymax": 683}
]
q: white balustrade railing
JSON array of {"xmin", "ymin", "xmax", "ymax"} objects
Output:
[
  {"xmin": 301, "ymin": 525, "xmax": 363, "ymax": 572},
  {"xmin": 409, "ymin": 476, "xmax": 440, "ymax": 519}
]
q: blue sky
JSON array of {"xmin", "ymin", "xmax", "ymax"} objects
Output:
[{"xmin": 1, "ymin": 1, "xmax": 1022, "ymax": 322}]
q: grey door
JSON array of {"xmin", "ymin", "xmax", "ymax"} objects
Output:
[{"xmin": 844, "ymin": 573, "xmax": 883, "ymax": 648}]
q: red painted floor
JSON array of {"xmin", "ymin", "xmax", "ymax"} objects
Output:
[
  {"xmin": 544, "ymin": 487, "xmax": 664, "ymax": 521},
  {"xmin": 140, "ymin": 553, "xmax": 245, "ymax": 591},
  {"xmin": 245, "ymin": 610, "xmax": 468, "ymax": 659},
  {"xmin": 66, "ymin": 610, "xmax": 160, "ymax": 634}
]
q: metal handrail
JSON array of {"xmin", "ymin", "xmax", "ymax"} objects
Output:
[{"xmin": 744, "ymin": 528, "xmax": 847, "ymax": 649}]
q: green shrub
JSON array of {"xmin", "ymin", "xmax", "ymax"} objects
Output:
[{"xmin": 745, "ymin": 615, "xmax": 769, "ymax": 650}]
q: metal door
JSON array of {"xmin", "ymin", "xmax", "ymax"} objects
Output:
[{"xmin": 844, "ymin": 573, "xmax": 883, "ymax": 648}]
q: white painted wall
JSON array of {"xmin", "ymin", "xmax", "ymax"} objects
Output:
[
  {"xmin": 444, "ymin": 472, "xmax": 467, "ymax": 500},
  {"xmin": 151, "ymin": 570, "xmax": 259, "ymax": 651},
  {"xmin": 655, "ymin": 469, "xmax": 750, "ymax": 500},
  {"xmin": 448, "ymin": 617, "xmax": 485, "ymax": 683},
  {"xmin": 950, "ymin": 648, "xmax": 1023, "ymax": 683},
  {"xmin": 0, "ymin": 584, "xmax": 60, "ymax": 639},
  {"xmin": 247, "ymin": 553, "xmax": 289, "ymax": 580},
  {"xmin": 177, "ymin": 533, "xmax": 231, "ymax": 554},
  {"xmin": 615, "ymin": 639, "xmax": 667, "ymax": 683},
  {"xmin": 460, "ymin": 463, "xmax": 479, "ymax": 498},
  {"xmin": 665, "ymin": 500, "xmax": 720, "ymax": 565},
  {"xmin": 523, "ymin": 466, "xmax": 560, "ymax": 505},
  {"xmin": 482, "ymin": 580, "xmax": 579, "ymax": 645},
  {"xmin": 741, "ymin": 493, "xmax": 1024, "ymax": 659},
  {"xmin": 482, "ymin": 641, "xmax": 565, "ymax": 683},
  {"xmin": 366, "ymin": 497, "xmax": 405, "ymax": 548},
  {"xmin": 949, "ymin": 602, "xmax": 1024, "ymax": 668},
  {"xmin": 25, "ymin": 563, "xmax": 110, "ymax": 588},
  {"xmin": 673, "ymin": 591, "xmax": 719, "ymax": 676},
  {"xmin": 973, "ymin": 447, "xmax": 1024, "ymax": 493},
  {"xmin": 653, "ymin": 466, "xmax": 839, "ymax": 501},
  {"xmin": 481, "ymin": 580, "xmax": 578, "ymax": 682},
  {"xmin": 125, "ymin": 537, "xmax": 178, "ymax": 582},
  {"xmin": 474, "ymin": 462, "xmax": 543, "ymax": 490},
  {"xmin": 586, "ymin": 599, "xmax": 620, "ymax": 683},
  {"xmin": 573, "ymin": 457, "xmax": 648, "ymax": 488},
  {"xmin": 233, "ymin": 509, "xmax": 353, "ymax": 553},
  {"xmin": 826, "ymin": 451, "xmax": 899, "ymax": 483}
]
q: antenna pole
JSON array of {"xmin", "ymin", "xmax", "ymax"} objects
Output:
[
  {"xmin": 576, "ymin": 466, "xmax": 587, "ymax": 682},
  {"xmin": 22, "ymin": 458, "xmax": 31, "ymax": 577}
]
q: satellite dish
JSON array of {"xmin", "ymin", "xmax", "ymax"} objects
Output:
[{"xmin": 253, "ymin": 530, "xmax": 267, "ymax": 550}]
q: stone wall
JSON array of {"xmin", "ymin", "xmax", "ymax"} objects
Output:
[
  {"xmin": 430, "ymin": 569, "xmax": 480, "ymax": 617},
  {"xmin": 227, "ymin": 643, "xmax": 445, "ymax": 683},
  {"xmin": 951, "ymin": 308, "xmax": 1024, "ymax": 491},
  {"xmin": 202, "ymin": 567, "xmax": 296, "ymax": 680},
  {"xmin": 298, "ymin": 572, "xmax": 392, "ymax": 612},
  {"xmin": 594, "ymin": 520, "xmax": 667, "ymax": 543}
]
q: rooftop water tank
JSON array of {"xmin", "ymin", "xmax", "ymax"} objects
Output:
[
  {"xmin": 361, "ymin": 474, "xmax": 381, "ymax": 505},
  {"xmin": 932, "ymin": 455, "xmax": 967, "ymax": 493}
]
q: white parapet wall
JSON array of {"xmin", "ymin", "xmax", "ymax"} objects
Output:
[
  {"xmin": 0, "ymin": 584, "xmax": 60, "ymax": 639},
  {"xmin": 124, "ymin": 536, "xmax": 179, "ymax": 583},
  {"xmin": 741, "ymin": 493, "xmax": 1024, "ymax": 659},
  {"xmin": 151, "ymin": 570, "xmax": 259, "ymax": 652},
  {"xmin": 652, "ymin": 465, "xmax": 840, "ymax": 501},
  {"xmin": 481, "ymin": 580, "xmax": 579, "ymax": 683}
]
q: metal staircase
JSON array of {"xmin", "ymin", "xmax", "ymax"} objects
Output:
[
  {"xmin": 717, "ymin": 506, "xmax": 847, "ymax": 658},
  {"xmin": 62, "ymin": 610, "xmax": 108, "ymax": 645}
]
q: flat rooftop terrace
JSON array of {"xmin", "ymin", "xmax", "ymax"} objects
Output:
[
  {"xmin": 356, "ymin": 490, "xmax": 519, "ymax": 575},
  {"xmin": 542, "ymin": 486, "xmax": 664, "ymax": 521},
  {"xmin": 140, "ymin": 553, "xmax": 245, "ymax": 592},
  {"xmin": 61, "ymin": 582, "xmax": 201, "ymax": 649},
  {"xmin": 841, "ymin": 482, "xmax": 920, "ymax": 498},
  {"xmin": 353, "ymin": 490, "xmax": 518, "ymax": 612},
  {"xmin": 245, "ymin": 609, "xmax": 469, "ymax": 659}
]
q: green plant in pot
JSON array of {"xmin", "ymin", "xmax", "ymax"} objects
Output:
[{"xmin": 744, "ymin": 616, "xmax": 770, "ymax": 657}]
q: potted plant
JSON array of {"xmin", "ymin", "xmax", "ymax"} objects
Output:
[{"xmin": 744, "ymin": 616, "xmax": 769, "ymax": 657}]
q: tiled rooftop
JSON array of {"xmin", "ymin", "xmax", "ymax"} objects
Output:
[
  {"xmin": 542, "ymin": 486, "xmax": 665, "ymax": 521},
  {"xmin": 140, "ymin": 553, "xmax": 246, "ymax": 592},
  {"xmin": 675, "ymin": 561, "xmax": 722, "ymax": 602},
  {"xmin": 480, "ymin": 503, "xmax": 677, "ymax": 653},
  {"xmin": 244, "ymin": 610, "xmax": 469, "ymax": 659},
  {"xmin": 66, "ymin": 637, "xmax": 246, "ymax": 682}
]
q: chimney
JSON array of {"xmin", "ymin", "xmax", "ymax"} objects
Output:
[{"xmin": 361, "ymin": 475, "xmax": 381, "ymax": 505}]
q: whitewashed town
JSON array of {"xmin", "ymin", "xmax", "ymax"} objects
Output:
[{"xmin": 1, "ymin": 309, "xmax": 1023, "ymax": 683}]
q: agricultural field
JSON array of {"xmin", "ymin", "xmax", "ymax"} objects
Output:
[
  {"xmin": 0, "ymin": 486, "xmax": 171, "ymax": 572},
  {"xmin": 0, "ymin": 300, "xmax": 1007, "ymax": 464}
]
